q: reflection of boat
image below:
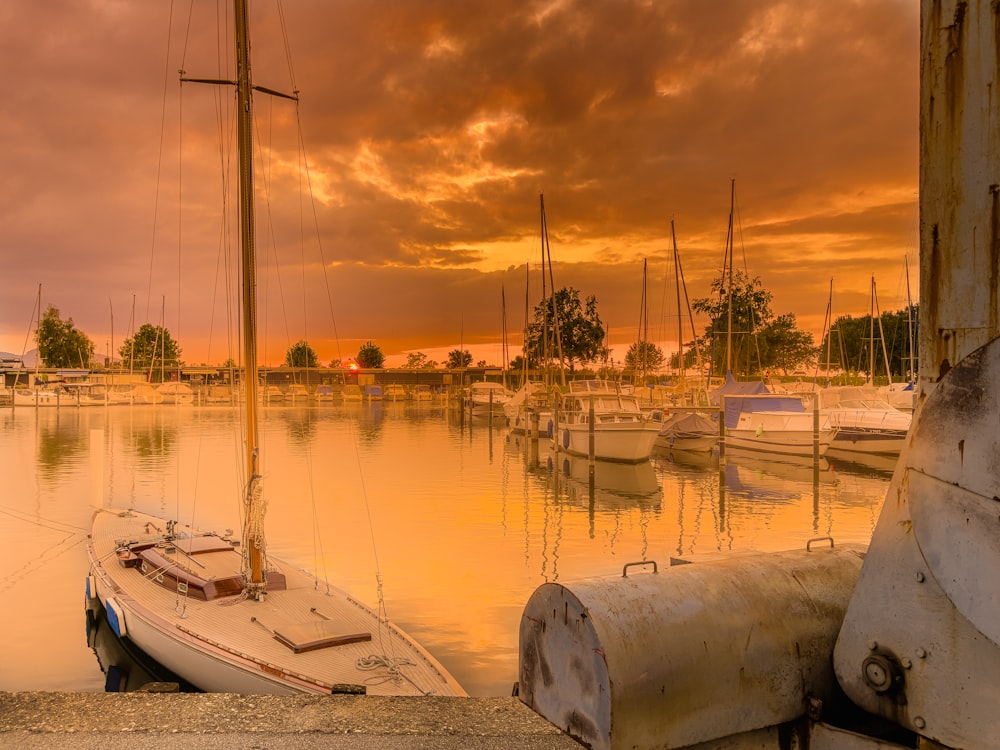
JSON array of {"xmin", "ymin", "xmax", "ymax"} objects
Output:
[
  {"xmin": 342, "ymin": 384, "xmax": 363, "ymax": 402},
  {"xmin": 363, "ymin": 383, "xmax": 383, "ymax": 401},
  {"xmin": 824, "ymin": 448, "xmax": 899, "ymax": 479},
  {"xmin": 557, "ymin": 380, "xmax": 660, "ymax": 462},
  {"xmin": 655, "ymin": 410, "xmax": 718, "ymax": 452},
  {"xmin": 85, "ymin": 600, "xmax": 196, "ymax": 692},
  {"xmin": 654, "ymin": 445, "xmax": 719, "ymax": 471},
  {"xmin": 553, "ymin": 453, "xmax": 662, "ymax": 506},
  {"xmin": 722, "ymin": 394, "xmax": 834, "ymax": 456},
  {"xmin": 412, "ymin": 384, "xmax": 433, "ymax": 402},
  {"xmin": 722, "ymin": 446, "xmax": 834, "ymax": 494},
  {"xmin": 86, "ymin": 2, "xmax": 463, "ymax": 698}
]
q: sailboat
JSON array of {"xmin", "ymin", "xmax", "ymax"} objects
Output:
[{"xmin": 85, "ymin": 1, "xmax": 464, "ymax": 697}]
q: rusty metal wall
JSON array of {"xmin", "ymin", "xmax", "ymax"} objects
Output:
[{"xmin": 919, "ymin": 0, "xmax": 1000, "ymax": 399}]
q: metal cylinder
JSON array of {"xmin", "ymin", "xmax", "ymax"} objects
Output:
[{"xmin": 519, "ymin": 544, "xmax": 864, "ymax": 750}]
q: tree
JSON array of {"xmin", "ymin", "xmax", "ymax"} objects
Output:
[
  {"xmin": 758, "ymin": 313, "xmax": 817, "ymax": 375},
  {"xmin": 447, "ymin": 349, "xmax": 472, "ymax": 368},
  {"xmin": 524, "ymin": 287, "xmax": 609, "ymax": 372},
  {"xmin": 119, "ymin": 323, "xmax": 182, "ymax": 376},
  {"xmin": 36, "ymin": 305, "xmax": 95, "ymax": 368},
  {"xmin": 688, "ymin": 270, "xmax": 817, "ymax": 377},
  {"xmin": 624, "ymin": 341, "xmax": 665, "ymax": 376},
  {"xmin": 356, "ymin": 340, "xmax": 385, "ymax": 368},
  {"xmin": 285, "ymin": 340, "xmax": 318, "ymax": 368},
  {"xmin": 404, "ymin": 352, "xmax": 429, "ymax": 368},
  {"xmin": 819, "ymin": 306, "xmax": 917, "ymax": 381},
  {"xmin": 691, "ymin": 270, "xmax": 772, "ymax": 377}
]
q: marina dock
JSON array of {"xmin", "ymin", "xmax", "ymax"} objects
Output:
[{"xmin": 0, "ymin": 692, "xmax": 581, "ymax": 749}]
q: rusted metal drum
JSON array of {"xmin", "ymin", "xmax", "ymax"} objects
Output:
[{"xmin": 519, "ymin": 544, "xmax": 864, "ymax": 750}]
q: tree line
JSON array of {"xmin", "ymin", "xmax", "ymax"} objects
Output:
[{"xmin": 28, "ymin": 282, "xmax": 914, "ymax": 380}]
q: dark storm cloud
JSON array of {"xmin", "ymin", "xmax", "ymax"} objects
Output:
[{"xmin": 0, "ymin": 0, "xmax": 918, "ymax": 363}]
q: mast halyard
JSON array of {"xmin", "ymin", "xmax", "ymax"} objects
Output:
[{"xmin": 234, "ymin": 0, "xmax": 265, "ymax": 599}]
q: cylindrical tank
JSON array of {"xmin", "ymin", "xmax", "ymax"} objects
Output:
[{"xmin": 518, "ymin": 544, "xmax": 864, "ymax": 750}]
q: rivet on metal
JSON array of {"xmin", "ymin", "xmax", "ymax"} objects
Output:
[
  {"xmin": 901, "ymin": 657, "xmax": 912, "ymax": 669},
  {"xmin": 916, "ymin": 648, "xmax": 927, "ymax": 659},
  {"xmin": 914, "ymin": 717, "xmax": 926, "ymax": 729},
  {"xmin": 915, "ymin": 571, "xmax": 925, "ymax": 582},
  {"xmin": 867, "ymin": 640, "xmax": 878, "ymax": 651}
]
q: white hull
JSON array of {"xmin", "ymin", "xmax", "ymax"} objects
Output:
[
  {"xmin": 829, "ymin": 428, "xmax": 907, "ymax": 454},
  {"xmin": 559, "ymin": 421, "xmax": 661, "ymax": 462},
  {"xmin": 725, "ymin": 428, "xmax": 833, "ymax": 456},
  {"xmin": 824, "ymin": 404, "xmax": 911, "ymax": 455},
  {"xmin": 87, "ymin": 509, "xmax": 464, "ymax": 696}
]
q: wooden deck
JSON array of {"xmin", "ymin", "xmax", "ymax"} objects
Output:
[{"xmin": 88, "ymin": 508, "xmax": 465, "ymax": 697}]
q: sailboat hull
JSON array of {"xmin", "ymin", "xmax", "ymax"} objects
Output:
[{"xmin": 87, "ymin": 509, "xmax": 465, "ymax": 696}]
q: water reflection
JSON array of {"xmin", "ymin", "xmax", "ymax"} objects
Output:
[
  {"xmin": 0, "ymin": 404, "xmax": 889, "ymax": 696},
  {"xmin": 117, "ymin": 408, "xmax": 177, "ymax": 465},
  {"xmin": 825, "ymin": 448, "xmax": 899, "ymax": 480},
  {"xmin": 35, "ymin": 411, "xmax": 97, "ymax": 484},
  {"xmin": 85, "ymin": 600, "xmax": 196, "ymax": 692},
  {"xmin": 276, "ymin": 406, "xmax": 319, "ymax": 448}
]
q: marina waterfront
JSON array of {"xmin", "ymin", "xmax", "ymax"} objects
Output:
[{"xmin": 0, "ymin": 401, "xmax": 891, "ymax": 697}]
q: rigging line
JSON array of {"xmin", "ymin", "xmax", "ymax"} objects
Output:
[
  {"xmin": 276, "ymin": 0, "xmax": 298, "ymax": 93},
  {"xmin": 346, "ymin": 416, "xmax": 400, "ymax": 664},
  {"xmin": 253, "ymin": 96, "xmax": 294, "ymax": 364},
  {"xmin": 294, "ymin": 105, "xmax": 344, "ymax": 364},
  {"xmin": 145, "ymin": 0, "xmax": 184, "ymax": 324}
]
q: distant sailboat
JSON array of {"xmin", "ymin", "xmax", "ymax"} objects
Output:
[{"xmin": 86, "ymin": 1, "xmax": 463, "ymax": 696}]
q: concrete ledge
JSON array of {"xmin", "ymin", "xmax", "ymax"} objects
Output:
[{"xmin": 0, "ymin": 693, "xmax": 581, "ymax": 749}]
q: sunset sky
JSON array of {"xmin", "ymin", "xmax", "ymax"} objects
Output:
[{"xmin": 0, "ymin": 0, "xmax": 919, "ymax": 368}]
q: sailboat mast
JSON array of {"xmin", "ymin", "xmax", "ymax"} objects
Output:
[
  {"xmin": 905, "ymin": 256, "xmax": 915, "ymax": 381},
  {"xmin": 725, "ymin": 179, "xmax": 735, "ymax": 376},
  {"xmin": 671, "ymin": 219, "xmax": 684, "ymax": 379},
  {"xmin": 869, "ymin": 276, "xmax": 876, "ymax": 383},
  {"xmin": 234, "ymin": 0, "xmax": 264, "ymax": 596},
  {"xmin": 539, "ymin": 195, "xmax": 548, "ymax": 385}
]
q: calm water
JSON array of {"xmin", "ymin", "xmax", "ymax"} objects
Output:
[{"xmin": 0, "ymin": 402, "xmax": 892, "ymax": 696}]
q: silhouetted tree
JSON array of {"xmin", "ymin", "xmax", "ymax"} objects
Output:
[
  {"xmin": 285, "ymin": 340, "xmax": 318, "ymax": 368},
  {"xmin": 447, "ymin": 349, "xmax": 472, "ymax": 368},
  {"xmin": 36, "ymin": 305, "xmax": 95, "ymax": 368},
  {"xmin": 356, "ymin": 341, "xmax": 385, "ymax": 368},
  {"xmin": 524, "ymin": 287, "xmax": 609, "ymax": 373},
  {"xmin": 119, "ymin": 323, "xmax": 181, "ymax": 375}
]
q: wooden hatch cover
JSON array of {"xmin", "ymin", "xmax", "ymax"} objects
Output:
[{"xmin": 254, "ymin": 617, "xmax": 372, "ymax": 654}]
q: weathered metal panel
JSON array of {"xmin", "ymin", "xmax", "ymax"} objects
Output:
[
  {"xmin": 919, "ymin": 0, "xmax": 1000, "ymax": 399},
  {"xmin": 831, "ymin": 4, "xmax": 1000, "ymax": 748},
  {"xmin": 834, "ymin": 336, "xmax": 1000, "ymax": 748},
  {"xmin": 519, "ymin": 547, "xmax": 864, "ymax": 750}
]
